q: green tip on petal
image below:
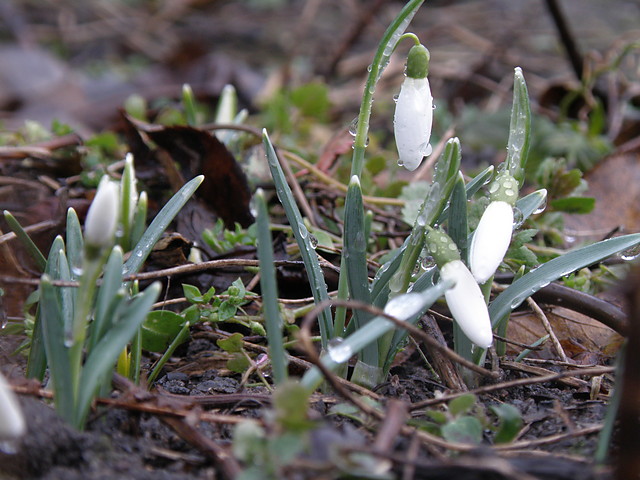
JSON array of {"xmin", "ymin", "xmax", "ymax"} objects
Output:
[
  {"xmin": 405, "ymin": 44, "xmax": 430, "ymax": 79},
  {"xmin": 488, "ymin": 172, "xmax": 519, "ymax": 205},
  {"xmin": 425, "ymin": 226, "xmax": 460, "ymax": 267}
]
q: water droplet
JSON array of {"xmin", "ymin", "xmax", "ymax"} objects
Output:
[
  {"xmin": 309, "ymin": 234, "xmax": 318, "ymax": 249},
  {"xmin": 255, "ymin": 353, "xmax": 269, "ymax": 367},
  {"xmin": 510, "ymin": 299, "xmax": 523, "ymax": 310},
  {"xmin": 249, "ymin": 197, "xmax": 258, "ymax": 218},
  {"xmin": 64, "ymin": 333, "xmax": 75, "ymax": 348},
  {"xmin": 448, "ymin": 243, "xmax": 457, "ymax": 251},
  {"xmin": 432, "ymin": 104, "xmax": 437, "ymax": 110},
  {"xmin": 367, "ymin": 64, "xmax": 373, "ymax": 72},
  {"xmin": 620, "ymin": 244, "xmax": 640, "ymax": 261},
  {"xmin": 512, "ymin": 207, "xmax": 524, "ymax": 229},
  {"xmin": 392, "ymin": 93, "xmax": 399, "ymax": 103},
  {"xmin": 397, "ymin": 159, "xmax": 404, "ymax": 167},
  {"xmin": 489, "ymin": 183, "xmax": 499, "ymax": 194},
  {"xmin": 421, "ymin": 256, "xmax": 436, "ymax": 270},
  {"xmin": 348, "ymin": 118, "xmax": 358, "ymax": 137},
  {"xmin": 505, "ymin": 188, "xmax": 515, "ymax": 197},
  {"xmin": 533, "ymin": 197, "xmax": 547, "ymax": 215},
  {"xmin": 71, "ymin": 266, "xmax": 84, "ymax": 277},
  {"xmin": 416, "ymin": 214, "xmax": 426, "ymax": 227},
  {"xmin": 298, "ymin": 221, "xmax": 308, "ymax": 239},
  {"xmin": 364, "ymin": 136, "xmax": 370, "ymax": 147},
  {"xmin": 327, "ymin": 338, "xmax": 353, "ymax": 364},
  {"xmin": 564, "ymin": 235, "xmax": 576, "ymax": 245},
  {"xmin": 0, "ymin": 311, "xmax": 7, "ymax": 330}
]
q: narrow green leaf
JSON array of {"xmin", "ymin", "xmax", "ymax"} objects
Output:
[
  {"xmin": 90, "ymin": 246, "xmax": 124, "ymax": 350},
  {"xmin": 254, "ymin": 188, "xmax": 287, "ymax": 384},
  {"xmin": 65, "ymin": 208, "xmax": 84, "ymax": 279},
  {"xmin": 77, "ymin": 282, "xmax": 161, "ymax": 427},
  {"xmin": 505, "ymin": 67, "xmax": 531, "ymax": 184},
  {"xmin": 262, "ymin": 130, "xmax": 333, "ymax": 345},
  {"xmin": 123, "ymin": 175, "xmax": 203, "ymax": 276},
  {"xmin": 3, "ymin": 210, "xmax": 46, "ymax": 271},
  {"xmin": 448, "ymin": 172, "xmax": 468, "ymax": 261},
  {"xmin": 489, "ymin": 234, "xmax": 640, "ymax": 331},
  {"xmin": 147, "ymin": 321, "xmax": 191, "ymax": 385},
  {"xmin": 39, "ymin": 275, "xmax": 75, "ymax": 423}
]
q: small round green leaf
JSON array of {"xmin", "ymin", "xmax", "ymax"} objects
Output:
[{"xmin": 141, "ymin": 311, "xmax": 186, "ymax": 352}]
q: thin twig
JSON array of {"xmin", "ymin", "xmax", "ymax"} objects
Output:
[
  {"xmin": 526, "ymin": 296, "xmax": 568, "ymax": 362},
  {"xmin": 410, "ymin": 365, "xmax": 613, "ymax": 410}
]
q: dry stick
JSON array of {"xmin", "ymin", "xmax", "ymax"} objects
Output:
[
  {"xmin": 410, "ymin": 365, "xmax": 614, "ymax": 410},
  {"xmin": 525, "ymin": 296, "xmax": 568, "ymax": 363}
]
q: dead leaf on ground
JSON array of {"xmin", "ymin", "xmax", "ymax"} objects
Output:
[
  {"xmin": 122, "ymin": 114, "xmax": 254, "ymax": 230},
  {"xmin": 507, "ymin": 305, "xmax": 623, "ymax": 362},
  {"xmin": 564, "ymin": 152, "xmax": 640, "ymax": 240}
]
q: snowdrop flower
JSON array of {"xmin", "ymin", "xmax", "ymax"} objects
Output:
[
  {"xmin": 440, "ymin": 259, "xmax": 494, "ymax": 348},
  {"xmin": 394, "ymin": 44, "xmax": 433, "ymax": 171},
  {"xmin": 425, "ymin": 227, "xmax": 493, "ymax": 348},
  {"xmin": 84, "ymin": 176, "xmax": 120, "ymax": 249},
  {"xmin": 469, "ymin": 171, "xmax": 519, "ymax": 284},
  {"xmin": 0, "ymin": 372, "xmax": 26, "ymax": 442}
]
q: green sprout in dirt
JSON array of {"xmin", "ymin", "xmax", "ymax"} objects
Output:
[{"xmin": 4, "ymin": 161, "xmax": 202, "ymax": 429}]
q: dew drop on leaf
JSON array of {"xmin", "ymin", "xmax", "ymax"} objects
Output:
[{"xmin": 327, "ymin": 338, "xmax": 353, "ymax": 363}]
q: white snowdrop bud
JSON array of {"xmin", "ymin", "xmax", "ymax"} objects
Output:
[
  {"xmin": 0, "ymin": 372, "xmax": 26, "ymax": 442},
  {"xmin": 394, "ymin": 44, "xmax": 433, "ymax": 171},
  {"xmin": 84, "ymin": 177, "xmax": 120, "ymax": 248},
  {"xmin": 469, "ymin": 201, "xmax": 514, "ymax": 284},
  {"xmin": 440, "ymin": 260, "xmax": 494, "ymax": 348}
]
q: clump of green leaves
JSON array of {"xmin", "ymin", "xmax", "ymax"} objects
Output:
[
  {"xmin": 413, "ymin": 394, "xmax": 523, "ymax": 445},
  {"xmin": 181, "ymin": 279, "xmax": 262, "ymax": 333},
  {"xmin": 202, "ymin": 219, "xmax": 257, "ymax": 254}
]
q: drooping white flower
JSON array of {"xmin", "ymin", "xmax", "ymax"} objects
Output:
[
  {"xmin": 469, "ymin": 200, "xmax": 514, "ymax": 284},
  {"xmin": 394, "ymin": 44, "xmax": 433, "ymax": 171},
  {"xmin": 84, "ymin": 177, "xmax": 120, "ymax": 248},
  {"xmin": 440, "ymin": 260, "xmax": 494, "ymax": 348},
  {"xmin": 0, "ymin": 372, "xmax": 26, "ymax": 442},
  {"xmin": 394, "ymin": 77, "xmax": 433, "ymax": 171}
]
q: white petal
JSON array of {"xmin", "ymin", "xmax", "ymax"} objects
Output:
[
  {"xmin": 0, "ymin": 372, "xmax": 26, "ymax": 441},
  {"xmin": 393, "ymin": 77, "xmax": 433, "ymax": 171},
  {"xmin": 469, "ymin": 201, "xmax": 513, "ymax": 284},
  {"xmin": 84, "ymin": 178, "xmax": 120, "ymax": 247},
  {"xmin": 440, "ymin": 260, "xmax": 493, "ymax": 348}
]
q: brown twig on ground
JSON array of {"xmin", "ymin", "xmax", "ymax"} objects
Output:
[
  {"xmin": 525, "ymin": 296, "xmax": 568, "ymax": 362},
  {"xmin": 531, "ymin": 282, "xmax": 628, "ymax": 335},
  {"xmin": 409, "ymin": 365, "xmax": 614, "ymax": 410}
]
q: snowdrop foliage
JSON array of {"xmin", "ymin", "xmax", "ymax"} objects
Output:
[
  {"xmin": 394, "ymin": 44, "xmax": 433, "ymax": 171},
  {"xmin": 469, "ymin": 200, "xmax": 514, "ymax": 283},
  {"xmin": 439, "ymin": 260, "xmax": 494, "ymax": 349}
]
